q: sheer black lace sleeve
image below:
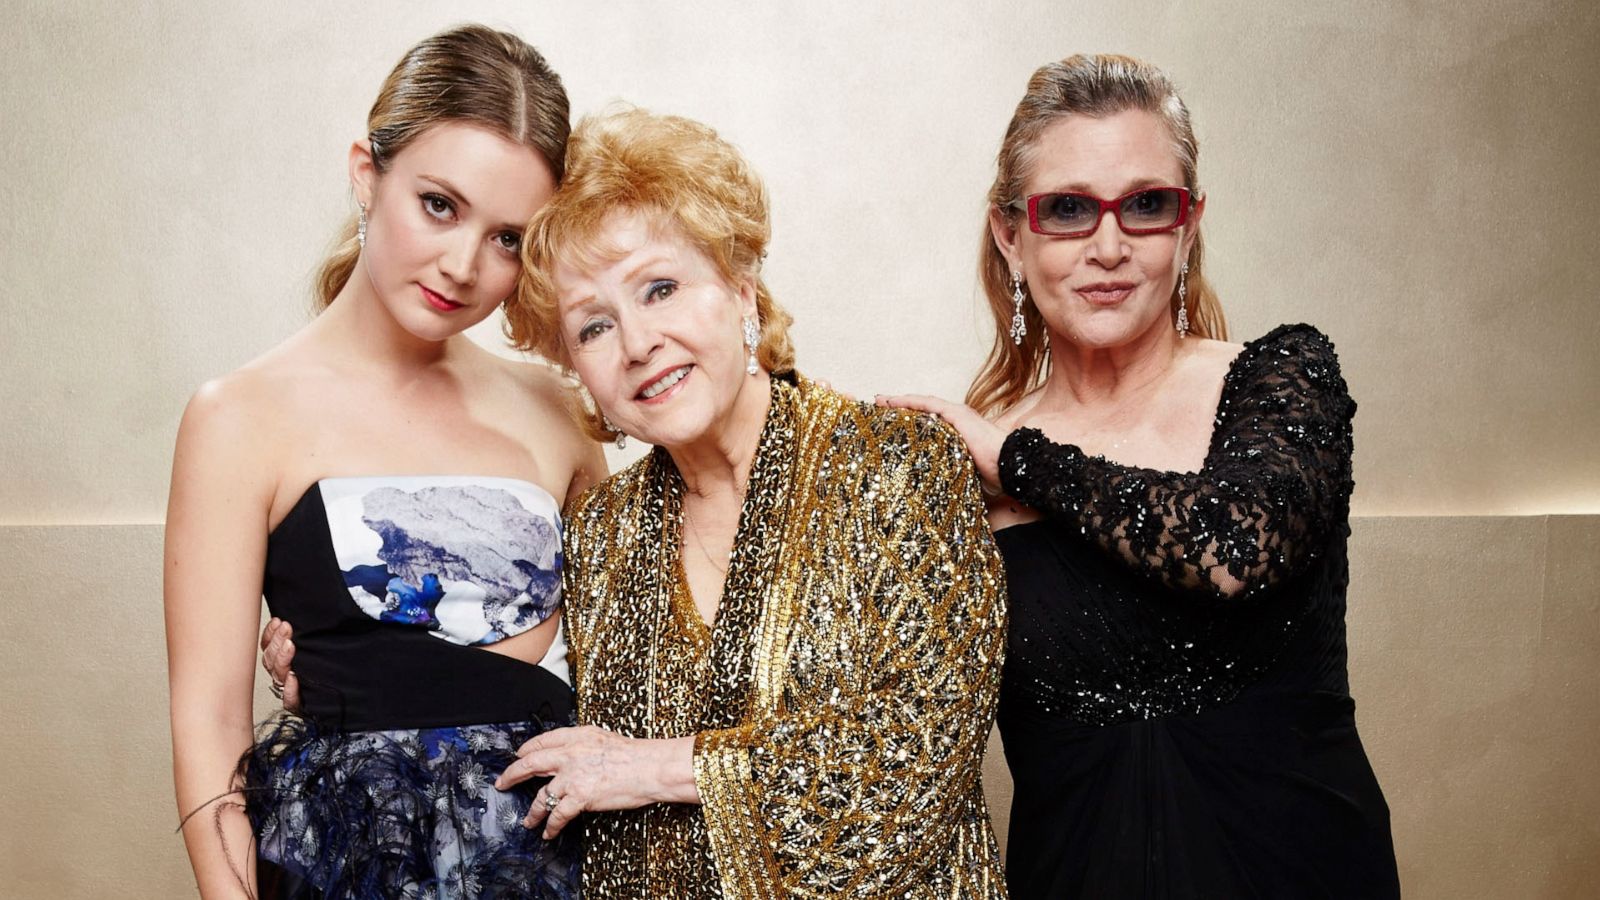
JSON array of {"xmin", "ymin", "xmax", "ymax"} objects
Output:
[{"xmin": 998, "ymin": 323, "xmax": 1355, "ymax": 601}]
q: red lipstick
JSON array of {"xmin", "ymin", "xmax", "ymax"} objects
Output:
[{"xmin": 421, "ymin": 285, "xmax": 465, "ymax": 312}]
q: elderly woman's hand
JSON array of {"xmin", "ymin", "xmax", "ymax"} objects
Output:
[
  {"xmin": 261, "ymin": 617, "xmax": 302, "ymax": 712},
  {"xmin": 875, "ymin": 394, "xmax": 1007, "ymax": 494},
  {"xmin": 496, "ymin": 726, "xmax": 698, "ymax": 838}
]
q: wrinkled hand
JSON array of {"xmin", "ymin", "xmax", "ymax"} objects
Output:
[
  {"xmin": 260, "ymin": 617, "xmax": 301, "ymax": 712},
  {"xmin": 496, "ymin": 726, "xmax": 696, "ymax": 839},
  {"xmin": 875, "ymin": 393, "xmax": 1007, "ymax": 494}
]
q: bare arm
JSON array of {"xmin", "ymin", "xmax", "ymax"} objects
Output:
[{"xmin": 165, "ymin": 380, "xmax": 277, "ymax": 898}]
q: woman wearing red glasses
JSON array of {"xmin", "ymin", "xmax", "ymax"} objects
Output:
[{"xmin": 883, "ymin": 55, "xmax": 1399, "ymax": 898}]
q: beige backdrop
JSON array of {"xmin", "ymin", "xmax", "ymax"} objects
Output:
[{"xmin": 2, "ymin": 0, "xmax": 1597, "ymax": 897}]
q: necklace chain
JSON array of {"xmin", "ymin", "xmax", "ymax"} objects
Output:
[{"xmin": 681, "ymin": 500, "xmax": 733, "ymax": 576}]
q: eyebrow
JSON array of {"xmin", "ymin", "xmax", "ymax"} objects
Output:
[
  {"xmin": 563, "ymin": 295, "xmax": 603, "ymax": 318},
  {"xmin": 1050, "ymin": 176, "xmax": 1174, "ymax": 194},
  {"xmin": 618, "ymin": 252, "xmax": 677, "ymax": 286},
  {"xmin": 418, "ymin": 174, "xmax": 524, "ymax": 232}
]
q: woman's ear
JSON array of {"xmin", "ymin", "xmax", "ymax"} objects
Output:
[
  {"xmin": 1181, "ymin": 192, "xmax": 1206, "ymax": 259},
  {"xmin": 736, "ymin": 278, "xmax": 759, "ymax": 320},
  {"xmin": 348, "ymin": 139, "xmax": 377, "ymax": 209},
  {"xmin": 988, "ymin": 204, "xmax": 1024, "ymax": 273}
]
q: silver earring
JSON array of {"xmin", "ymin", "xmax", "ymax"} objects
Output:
[
  {"xmin": 742, "ymin": 315, "xmax": 760, "ymax": 375},
  {"xmin": 357, "ymin": 203, "xmax": 368, "ymax": 250},
  {"xmin": 1176, "ymin": 262, "xmax": 1190, "ymax": 338},
  {"xmin": 1009, "ymin": 270, "xmax": 1027, "ymax": 346},
  {"xmin": 602, "ymin": 415, "xmax": 626, "ymax": 449}
]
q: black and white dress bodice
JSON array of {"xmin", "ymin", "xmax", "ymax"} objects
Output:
[
  {"xmin": 247, "ymin": 475, "xmax": 583, "ymax": 898},
  {"xmin": 264, "ymin": 475, "xmax": 573, "ymax": 731}
]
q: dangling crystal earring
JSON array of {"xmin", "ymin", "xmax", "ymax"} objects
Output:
[
  {"xmin": 357, "ymin": 202, "xmax": 368, "ymax": 250},
  {"xmin": 1175, "ymin": 262, "xmax": 1190, "ymax": 339},
  {"xmin": 1009, "ymin": 270, "xmax": 1027, "ymax": 346},
  {"xmin": 742, "ymin": 315, "xmax": 760, "ymax": 375},
  {"xmin": 602, "ymin": 415, "xmax": 626, "ymax": 449}
]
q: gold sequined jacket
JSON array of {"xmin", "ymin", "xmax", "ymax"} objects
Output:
[{"xmin": 562, "ymin": 373, "xmax": 1008, "ymax": 898}]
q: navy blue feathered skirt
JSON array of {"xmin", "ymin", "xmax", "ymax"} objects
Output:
[{"xmin": 241, "ymin": 715, "xmax": 581, "ymax": 899}]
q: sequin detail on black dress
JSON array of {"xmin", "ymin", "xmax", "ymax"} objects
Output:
[
  {"xmin": 1002, "ymin": 322, "xmax": 1355, "ymax": 605},
  {"xmin": 994, "ymin": 324, "xmax": 1399, "ymax": 899}
]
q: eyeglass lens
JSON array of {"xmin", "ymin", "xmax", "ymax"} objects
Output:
[{"xmin": 1035, "ymin": 188, "xmax": 1186, "ymax": 235}]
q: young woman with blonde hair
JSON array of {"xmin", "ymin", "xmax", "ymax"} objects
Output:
[{"xmin": 165, "ymin": 25, "xmax": 599, "ymax": 898}]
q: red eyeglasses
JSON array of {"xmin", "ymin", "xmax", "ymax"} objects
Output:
[{"xmin": 1008, "ymin": 187, "xmax": 1194, "ymax": 237}]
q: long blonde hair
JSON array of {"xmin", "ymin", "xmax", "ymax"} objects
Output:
[
  {"xmin": 312, "ymin": 24, "xmax": 570, "ymax": 310},
  {"xmin": 968, "ymin": 54, "xmax": 1226, "ymax": 417}
]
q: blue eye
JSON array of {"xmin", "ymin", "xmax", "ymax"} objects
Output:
[{"xmin": 645, "ymin": 280, "xmax": 677, "ymax": 303}]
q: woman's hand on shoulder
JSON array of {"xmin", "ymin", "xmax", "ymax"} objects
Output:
[{"xmin": 874, "ymin": 393, "xmax": 1006, "ymax": 494}]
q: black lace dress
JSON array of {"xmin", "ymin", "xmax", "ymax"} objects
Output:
[{"xmin": 994, "ymin": 324, "xmax": 1399, "ymax": 899}]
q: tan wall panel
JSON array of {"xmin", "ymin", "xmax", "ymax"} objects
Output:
[
  {"xmin": 1348, "ymin": 516, "xmax": 1600, "ymax": 897},
  {"xmin": 0, "ymin": 525, "xmax": 277, "ymax": 897}
]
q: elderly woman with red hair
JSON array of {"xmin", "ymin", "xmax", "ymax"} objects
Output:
[{"xmin": 492, "ymin": 109, "xmax": 1009, "ymax": 899}]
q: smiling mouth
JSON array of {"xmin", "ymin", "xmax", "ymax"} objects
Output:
[{"xmin": 638, "ymin": 365, "xmax": 692, "ymax": 400}]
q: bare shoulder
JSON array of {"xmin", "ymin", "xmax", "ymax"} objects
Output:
[
  {"xmin": 477, "ymin": 352, "xmax": 574, "ymax": 413},
  {"xmin": 1188, "ymin": 336, "xmax": 1247, "ymax": 375},
  {"xmin": 475, "ymin": 351, "xmax": 604, "ymax": 497},
  {"xmin": 181, "ymin": 359, "xmax": 288, "ymax": 450},
  {"xmin": 192, "ymin": 330, "xmax": 336, "ymax": 423},
  {"xmin": 175, "ymin": 332, "xmax": 341, "ymax": 486},
  {"xmin": 169, "ymin": 366, "xmax": 296, "ymax": 534},
  {"xmin": 1170, "ymin": 336, "xmax": 1246, "ymax": 417},
  {"xmin": 994, "ymin": 390, "xmax": 1046, "ymax": 431},
  {"xmin": 478, "ymin": 354, "xmax": 588, "ymax": 449}
]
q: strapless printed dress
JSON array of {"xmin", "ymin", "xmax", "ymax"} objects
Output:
[{"xmin": 241, "ymin": 476, "xmax": 580, "ymax": 899}]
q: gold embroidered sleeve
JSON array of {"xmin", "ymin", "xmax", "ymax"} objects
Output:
[
  {"xmin": 694, "ymin": 414, "xmax": 1007, "ymax": 897},
  {"xmin": 559, "ymin": 485, "xmax": 607, "ymax": 706}
]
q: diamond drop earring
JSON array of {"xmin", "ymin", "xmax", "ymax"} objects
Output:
[
  {"xmin": 357, "ymin": 202, "xmax": 368, "ymax": 250},
  {"xmin": 602, "ymin": 415, "xmax": 626, "ymax": 449},
  {"xmin": 1009, "ymin": 270, "xmax": 1027, "ymax": 346},
  {"xmin": 1176, "ymin": 262, "xmax": 1190, "ymax": 338},
  {"xmin": 742, "ymin": 315, "xmax": 760, "ymax": 375}
]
